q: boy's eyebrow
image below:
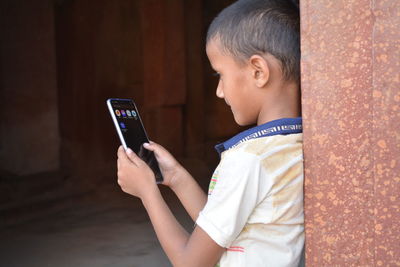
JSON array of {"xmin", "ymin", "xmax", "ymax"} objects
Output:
[
  {"xmin": 208, "ymin": 64, "xmax": 217, "ymax": 72},
  {"xmin": 209, "ymin": 61, "xmax": 219, "ymax": 72}
]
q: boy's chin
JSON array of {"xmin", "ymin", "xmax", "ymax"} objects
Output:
[{"xmin": 233, "ymin": 116, "xmax": 255, "ymax": 127}]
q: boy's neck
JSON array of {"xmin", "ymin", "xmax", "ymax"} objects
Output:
[{"xmin": 256, "ymin": 81, "xmax": 301, "ymax": 125}]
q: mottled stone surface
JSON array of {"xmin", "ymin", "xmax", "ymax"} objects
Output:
[{"xmin": 301, "ymin": 0, "xmax": 400, "ymax": 266}]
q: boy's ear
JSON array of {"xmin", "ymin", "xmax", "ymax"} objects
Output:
[{"xmin": 249, "ymin": 55, "xmax": 270, "ymax": 87}]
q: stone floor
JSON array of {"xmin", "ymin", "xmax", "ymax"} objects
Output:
[
  {"xmin": 0, "ymin": 157, "xmax": 213, "ymax": 267},
  {"xmin": 0, "ymin": 183, "xmax": 194, "ymax": 267}
]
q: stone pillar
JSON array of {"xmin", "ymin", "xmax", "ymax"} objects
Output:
[
  {"xmin": 301, "ymin": 0, "xmax": 400, "ymax": 265},
  {"xmin": 0, "ymin": 0, "xmax": 60, "ymax": 175}
]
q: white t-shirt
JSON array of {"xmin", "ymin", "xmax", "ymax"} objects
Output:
[{"xmin": 196, "ymin": 133, "xmax": 304, "ymax": 267}]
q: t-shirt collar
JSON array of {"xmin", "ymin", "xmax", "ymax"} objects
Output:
[{"xmin": 215, "ymin": 117, "xmax": 302, "ymax": 155}]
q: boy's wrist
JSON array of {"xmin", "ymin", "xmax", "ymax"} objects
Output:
[
  {"xmin": 141, "ymin": 183, "xmax": 161, "ymax": 205},
  {"xmin": 169, "ymin": 165, "xmax": 190, "ymax": 193}
]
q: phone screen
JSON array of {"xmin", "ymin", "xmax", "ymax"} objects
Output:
[{"xmin": 107, "ymin": 98, "xmax": 163, "ymax": 183}]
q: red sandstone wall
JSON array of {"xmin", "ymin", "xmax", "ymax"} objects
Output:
[{"xmin": 301, "ymin": 0, "xmax": 400, "ymax": 265}]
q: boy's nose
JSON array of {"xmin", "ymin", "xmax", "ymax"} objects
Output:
[{"xmin": 216, "ymin": 83, "xmax": 224, "ymax": 98}]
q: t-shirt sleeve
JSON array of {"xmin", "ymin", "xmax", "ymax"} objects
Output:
[{"xmin": 196, "ymin": 151, "xmax": 271, "ymax": 248}]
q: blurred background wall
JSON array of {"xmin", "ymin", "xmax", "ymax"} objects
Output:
[
  {"xmin": 0, "ymin": 0, "xmax": 60, "ymax": 176},
  {"xmin": 0, "ymin": 0, "xmax": 239, "ymax": 194}
]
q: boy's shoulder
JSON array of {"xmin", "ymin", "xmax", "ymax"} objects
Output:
[
  {"xmin": 223, "ymin": 132, "xmax": 303, "ymax": 158},
  {"xmin": 216, "ymin": 118, "xmax": 303, "ymax": 179},
  {"xmin": 242, "ymin": 132, "xmax": 303, "ymax": 156},
  {"xmin": 217, "ymin": 133, "xmax": 303, "ymax": 181}
]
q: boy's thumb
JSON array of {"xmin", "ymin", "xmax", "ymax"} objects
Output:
[{"xmin": 143, "ymin": 142, "xmax": 154, "ymax": 151}]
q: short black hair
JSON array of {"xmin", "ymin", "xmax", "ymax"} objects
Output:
[{"xmin": 207, "ymin": 0, "xmax": 300, "ymax": 83}]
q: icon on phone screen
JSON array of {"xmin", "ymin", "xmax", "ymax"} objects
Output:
[
  {"xmin": 131, "ymin": 110, "xmax": 137, "ymax": 119},
  {"xmin": 119, "ymin": 122, "xmax": 126, "ymax": 129},
  {"xmin": 126, "ymin": 110, "xmax": 132, "ymax": 117},
  {"xmin": 121, "ymin": 110, "xmax": 126, "ymax": 117},
  {"xmin": 115, "ymin": 110, "xmax": 121, "ymax": 116}
]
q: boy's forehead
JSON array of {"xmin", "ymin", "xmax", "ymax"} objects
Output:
[
  {"xmin": 206, "ymin": 38, "xmax": 232, "ymax": 65},
  {"xmin": 206, "ymin": 38, "xmax": 222, "ymax": 56},
  {"xmin": 206, "ymin": 38, "xmax": 251, "ymax": 72}
]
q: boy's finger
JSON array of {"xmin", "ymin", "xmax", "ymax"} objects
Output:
[
  {"xmin": 117, "ymin": 146, "xmax": 127, "ymax": 161},
  {"xmin": 117, "ymin": 146, "xmax": 136, "ymax": 165},
  {"xmin": 117, "ymin": 145, "xmax": 124, "ymax": 156},
  {"xmin": 126, "ymin": 148, "xmax": 143, "ymax": 166}
]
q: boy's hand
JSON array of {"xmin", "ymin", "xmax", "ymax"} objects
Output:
[
  {"xmin": 117, "ymin": 146, "xmax": 157, "ymax": 199},
  {"xmin": 144, "ymin": 142, "xmax": 207, "ymax": 222},
  {"xmin": 142, "ymin": 141, "xmax": 183, "ymax": 189}
]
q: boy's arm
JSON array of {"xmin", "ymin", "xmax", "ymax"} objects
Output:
[
  {"xmin": 143, "ymin": 142, "xmax": 207, "ymax": 221},
  {"xmin": 117, "ymin": 147, "xmax": 224, "ymax": 267},
  {"xmin": 168, "ymin": 166, "xmax": 207, "ymax": 221},
  {"xmin": 142, "ymin": 187, "xmax": 224, "ymax": 267}
]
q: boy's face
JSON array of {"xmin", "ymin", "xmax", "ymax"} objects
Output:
[{"xmin": 206, "ymin": 39, "xmax": 260, "ymax": 126}]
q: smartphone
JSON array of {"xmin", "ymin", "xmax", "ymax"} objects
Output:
[{"xmin": 107, "ymin": 98, "xmax": 163, "ymax": 183}]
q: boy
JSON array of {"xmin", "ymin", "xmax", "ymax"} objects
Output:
[{"xmin": 116, "ymin": 0, "xmax": 303, "ymax": 266}]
